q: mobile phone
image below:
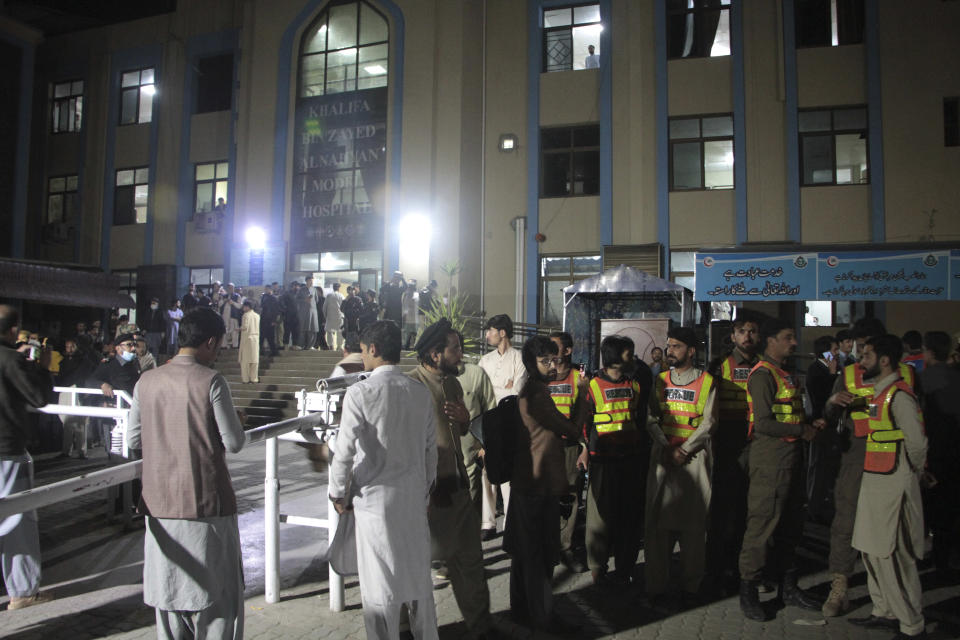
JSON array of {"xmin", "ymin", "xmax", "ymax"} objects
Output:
[
  {"xmin": 822, "ymin": 351, "xmax": 833, "ymax": 361},
  {"xmin": 26, "ymin": 345, "xmax": 40, "ymax": 361}
]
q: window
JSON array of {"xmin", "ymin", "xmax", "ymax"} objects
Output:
[
  {"xmin": 120, "ymin": 67, "xmax": 155, "ymax": 125},
  {"xmin": 539, "ymin": 254, "xmax": 602, "ymax": 325},
  {"xmin": 670, "ymin": 251, "xmax": 696, "ymax": 291},
  {"xmin": 46, "ymin": 175, "xmax": 79, "ymax": 224},
  {"xmin": 196, "ymin": 54, "xmax": 234, "ymax": 113},
  {"xmin": 189, "ymin": 266, "xmax": 224, "ymax": 288},
  {"xmin": 796, "ymin": 0, "xmax": 864, "ymax": 48},
  {"xmin": 194, "ymin": 162, "xmax": 229, "ymax": 213},
  {"xmin": 541, "ymin": 125, "xmax": 600, "ymax": 197},
  {"xmin": 946, "ymin": 97, "xmax": 960, "ymax": 147},
  {"xmin": 804, "ymin": 300, "xmax": 852, "ymax": 327},
  {"xmin": 114, "ymin": 167, "xmax": 149, "ymax": 225},
  {"xmin": 667, "ymin": 0, "xmax": 731, "ymax": 59},
  {"xmin": 542, "ymin": 4, "xmax": 602, "ymax": 72},
  {"xmin": 114, "ymin": 270, "xmax": 137, "ymax": 325},
  {"xmin": 292, "ymin": 249, "xmax": 381, "ymax": 273},
  {"xmin": 51, "ymin": 80, "xmax": 83, "ymax": 133},
  {"xmin": 799, "ymin": 106, "xmax": 868, "ymax": 185},
  {"xmin": 299, "ymin": 1, "xmax": 389, "ymax": 97},
  {"xmin": 669, "ymin": 114, "xmax": 734, "ymax": 190}
]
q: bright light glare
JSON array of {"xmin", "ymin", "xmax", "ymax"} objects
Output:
[
  {"xmin": 318, "ymin": 24, "xmax": 327, "ymax": 34},
  {"xmin": 141, "ymin": 85, "xmax": 156, "ymax": 96},
  {"xmin": 398, "ymin": 214, "xmax": 431, "ymax": 248},
  {"xmin": 364, "ymin": 64, "xmax": 387, "ymax": 76},
  {"xmin": 245, "ymin": 226, "xmax": 266, "ymax": 250}
]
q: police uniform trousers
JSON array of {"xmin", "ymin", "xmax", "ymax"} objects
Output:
[
  {"xmin": 428, "ymin": 485, "xmax": 492, "ymax": 635},
  {"xmin": 738, "ymin": 442, "xmax": 805, "ymax": 581},
  {"xmin": 862, "ymin": 527, "xmax": 925, "ymax": 636},
  {"xmin": 706, "ymin": 431, "xmax": 749, "ymax": 580},
  {"xmin": 829, "ymin": 435, "xmax": 866, "ymax": 577},
  {"xmin": 585, "ymin": 455, "xmax": 645, "ymax": 578}
]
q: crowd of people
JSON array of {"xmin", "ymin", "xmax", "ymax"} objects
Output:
[{"xmin": 3, "ymin": 291, "xmax": 959, "ymax": 640}]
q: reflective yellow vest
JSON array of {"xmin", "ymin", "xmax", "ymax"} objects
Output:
[
  {"xmin": 864, "ymin": 378, "xmax": 922, "ymax": 474},
  {"xmin": 548, "ymin": 369, "xmax": 580, "ymax": 418},
  {"xmin": 588, "ymin": 377, "xmax": 639, "ymax": 434},
  {"xmin": 845, "ymin": 362, "xmax": 916, "ymax": 437},
  {"xmin": 746, "ymin": 360, "xmax": 804, "ymax": 442},
  {"xmin": 718, "ymin": 354, "xmax": 753, "ymax": 422},
  {"xmin": 656, "ymin": 369, "xmax": 714, "ymax": 445}
]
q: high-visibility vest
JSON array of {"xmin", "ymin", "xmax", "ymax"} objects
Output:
[
  {"xmin": 588, "ymin": 376, "xmax": 639, "ymax": 435},
  {"xmin": 718, "ymin": 354, "xmax": 754, "ymax": 422},
  {"xmin": 864, "ymin": 378, "xmax": 922, "ymax": 474},
  {"xmin": 844, "ymin": 362, "xmax": 916, "ymax": 437},
  {"xmin": 746, "ymin": 360, "xmax": 804, "ymax": 442},
  {"xmin": 656, "ymin": 369, "xmax": 714, "ymax": 445},
  {"xmin": 548, "ymin": 369, "xmax": 581, "ymax": 418}
]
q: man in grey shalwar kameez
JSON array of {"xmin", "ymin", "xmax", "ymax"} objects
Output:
[
  {"xmin": 128, "ymin": 307, "xmax": 247, "ymax": 640},
  {"xmin": 329, "ymin": 321, "xmax": 439, "ymax": 640},
  {"xmin": 297, "ymin": 275, "xmax": 320, "ymax": 349}
]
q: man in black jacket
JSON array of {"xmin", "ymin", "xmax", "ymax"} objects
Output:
[
  {"xmin": 56, "ymin": 338, "xmax": 95, "ymax": 458},
  {"xmin": 259, "ymin": 284, "xmax": 281, "ymax": 357},
  {"xmin": 0, "ymin": 305, "xmax": 55, "ymax": 609},
  {"xmin": 142, "ymin": 297, "xmax": 166, "ymax": 356}
]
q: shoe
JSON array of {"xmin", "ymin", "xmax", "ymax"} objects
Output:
[
  {"xmin": 481, "ymin": 528, "xmax": 497, "ymax": 542},
  {"xmin": 8, "ymin": 591, "xmax": 54, "ymax": 610},
  {"xmin": 822, "ymin": 573, "xmax": 850, "ymax": 617},
  {"xmin": 77, "ymin": 452, "xmax": 86, "ymax": 459},
  {"xmin": 891, "ymin": 631, "xmax": 927, "ymax": 639},
  {"xmin": 55, "ymin": 453, "xmax": 70, "ymax": 459},
  {"xmin": 739, "ymin": 579, "xmax": 767, "ymax": 621},
  {"xmin": 847, "ymin": 615, "xmax": 899, "ymax": 630},
  {"xmin": 560, "ymin": 549, "xmax": 588, "ymax": 573},
  {"xmin": 779, "ymin": 569, "xmax": 821, "ymax": 611}
]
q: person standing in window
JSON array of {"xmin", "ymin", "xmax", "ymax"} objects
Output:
[{"xmin": 584, "ymin": 44, "xmax": 600, "ymax": 69}]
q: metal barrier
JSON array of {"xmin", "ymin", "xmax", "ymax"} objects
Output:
[{"xmin": 0, "ymin": 408, "xmax": 346, "ymax": 611}]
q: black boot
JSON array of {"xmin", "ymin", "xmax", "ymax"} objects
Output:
[
  {"xmin": 779, "ymin": 569, "xmax": 821, "ymax": 611},
  {"xmin": 739, "ymin": 579, "xmax": 766, "ymax": 621}
]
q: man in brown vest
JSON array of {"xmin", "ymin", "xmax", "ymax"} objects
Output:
[{"xmin": 128, "ymin": 307, "xmax": 247, "ymax": 639}]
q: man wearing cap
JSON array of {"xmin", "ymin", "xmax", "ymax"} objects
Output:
[
  {"xmin": 645, "ymin": 327, "xmax": 716, "ymax": 605},
  {"xmin": 409, "ymin": 319, "xmax": 495, "ymax": 639},
  {"xmin": 239, "ymin": 300, "xmax": 260, "ymax": 384}
]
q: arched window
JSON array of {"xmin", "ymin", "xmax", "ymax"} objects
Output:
[
  {"xmin": 292, "ymin": 1, "xmax": 389, "ymax": 279},
  {"xmin": 299, "ymin": 1, "xmax": 389, "ymax": 97}
]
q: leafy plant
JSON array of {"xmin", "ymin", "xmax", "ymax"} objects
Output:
[
  {"xmin": 439, "ymin": 260, "xmax": 462, "ymax": 297},
  {"xmin": 418, "ymin": 292, "xmax": 480, "ymax": 353}
]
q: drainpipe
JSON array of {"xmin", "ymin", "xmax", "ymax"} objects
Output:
[
  {"xmin": 512, "ymin": 216, "xmax": 526, "ymax": 322},
  {"xmin": 480, "ymin": 0, "xmax": 487, "ymax": 313}
]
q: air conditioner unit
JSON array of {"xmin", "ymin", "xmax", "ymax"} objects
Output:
[{"xmin": 194, "ymin": 212, "xmax": 222, "ymax": 233}]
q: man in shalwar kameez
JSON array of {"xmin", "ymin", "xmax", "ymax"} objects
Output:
[
  {"xmin": 645, "ymin": 327, "xmax": 717, "ymax": 604},
  {"xmin": 128, "ymin": 307, "xmax": 247, "ymax": 640},
  {"xmin": 238, "ymin": 300, "xmax": 260, "ymax": 383},
  {"xmin": 850, "ymin": 335, "xmax": 928, "ymax": 639},
  {"xmin": 329, "ymin": 320, "xmax": 439, "ymax": 640}
]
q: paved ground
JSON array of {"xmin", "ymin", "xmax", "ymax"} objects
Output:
[{"xmin": 2, "ymin": 442, "xmax": 958, "ymax": 640}]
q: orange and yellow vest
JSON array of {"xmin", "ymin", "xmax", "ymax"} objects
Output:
[
  {"xmin": 746, "ymin": 360, "xmax": 804, "ymax": 442},
  {"xmin": 718, "ymin": 354, "xmax": 754, "ymax": 422},
  {"xmin": 588, "ymin": 376, "xmax": 639, "ymax": 435},
  {"xmin": 548, "ymin": 369, "xmax": 581, "ymax": 418},
  {"xmin": 864, "ymin": 378, "xmax": 923, "ymax": 474},
  {"xmin": 844, "ymin": 362, "xmax": 915, "ymax": 437},
  {"xmin": 656, "ymin": 369, "xmax": 714, "ymax": 446}
]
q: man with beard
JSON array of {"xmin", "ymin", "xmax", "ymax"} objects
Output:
[
  {"xmin": 329, "ymin": 321, "xmax": 439, "ymax": 639},
  {"xmin": 547, "ymin": 331, "xmax": 589, "ymax": 573},
  {"xmin": 645, "ymin": 327, "xmax": 716, "ymax": 606},
  {"xmin": 821, "ymin": 318, "xmax": 916, "ymax": 618},
  {"xmin": 738, "ymin": 318, "xmax": 823, "ymax": 621},
  {"xmin": 850, "ymin": 335, "xmax": 927, "ymax": 639},
  {"xmin": 505, "ymin": 336, "xmax": 580, "ymax": 631},
  {"xmin": 577, "ymin": 335, "xmax": 645, "ymax": 587},
  {"xmin": 706, "ymin": 313, "xmax": 760, "ymax": 593},
  {"xmin": 56, "ymin": 338, "xmax": 95, "ymax": 459},
  {"xmin": 408, "ymin": 320, "xmax": 495, "ymax": 639}
]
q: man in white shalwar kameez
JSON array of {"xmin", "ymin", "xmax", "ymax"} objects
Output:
[
  {"xmin": 323, "ymin": 283, "xmax": 345, "ymax": 352},
  {"xmin": 329, "ymin": 320, "xmax": 439, "ymax": 640},
  {"xmin": 238, "ymin": 301, "xmax": 260, "ymax": 383}
]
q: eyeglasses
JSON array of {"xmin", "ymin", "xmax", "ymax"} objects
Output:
[
  {"xmin": 537, "ymin": 357, "xmax": 561, "ymax": 367},
  {"xmin": 118, "ymin": 342, "xmax": 136, "ymax": 348}
]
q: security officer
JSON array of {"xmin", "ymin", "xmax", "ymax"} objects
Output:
[
  {"xmin": 739, "ymin": 317, "xmax": 823, "ymax": 621},
  {"xmin": 850, "ymin": 335, "xmax": 927, "ymax": 638},
  {"xmin": 821, "ymin": 318, "xmax": 916, "ymax": 617},
  {"xmin": 645, "ymin": 327, "xmax": 716, "ymax": 605},
  {"xmin": 548, "ymin": 331, "xmax": 589, "ymax": 573},
  {"xmin": 577, "ymin": 334, "xmax": 645, "ymax": 587},
  {"xmin": 706, "ymin": 313, "xmax": 760, "ymax": 592}
]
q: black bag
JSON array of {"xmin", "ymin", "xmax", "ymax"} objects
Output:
[{"xmin": 471, "ymin": 395, "xmax": 520, "ymax": 485}]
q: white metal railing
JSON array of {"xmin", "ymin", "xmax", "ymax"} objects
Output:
[{"xmin": 0, "ymin": 404, "xmax": 346, "ymax": 611}]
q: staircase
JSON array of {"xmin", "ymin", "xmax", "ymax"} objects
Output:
[{"xmin": 215, "ymin": 349, "xmax": 420, "ymax": 427}]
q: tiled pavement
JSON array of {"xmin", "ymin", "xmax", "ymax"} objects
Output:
[{"xmin": 2, "ymin": 443, "xmax": 958, "ymax": 640}]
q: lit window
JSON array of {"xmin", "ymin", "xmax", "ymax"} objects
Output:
[
  {"xmin": 194, "ymin": 162, "xmax": 229, "ymax": 213},
  {"xmin": 669, "ymin": 114, "xmax": 734, "ymax": 190},
  {"xmin": 120, "ymin": 67, "xmax": 155, "ymax": 125},
  {"xmin": 799, "ymin": 106, "xmax": 868, "ymax": 186},
  {"xmin": 543, "ymin": 4, "xmax": 602, "ymax": 72},
  {"xmin": 667, "ymin": 0, "xmax": 731, "ymax": 59},
  {"xmin": 51, "ymin": 80, "xmax": 83, "ymax": 133},
  {"xmin": 115, "ymin": 167, "xmax": 149, "ymax": 225}
]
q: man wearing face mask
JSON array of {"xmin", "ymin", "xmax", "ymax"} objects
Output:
[
  {"xmin": 577, "ymin": 334, "xmax": 645, "ymax": 588},
  {"xmin": 645, "ymin": 327, "xmax": 716, "ymax": 606},
  {"xmin": 408, "ymin": 319, "xmax": 495, "ymax": 639},
  {"xmin": 91, "ymin": 333, "xmax": 141, "ymax": 456}
]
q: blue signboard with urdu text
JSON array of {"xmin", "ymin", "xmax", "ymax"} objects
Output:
[
  {"xmin": 817, "ymin": 251, "xmax": 948, "ymax": 300},
  {"xmin": 695, "ymin": 252, "xmax": 817, "ymax": 301}
]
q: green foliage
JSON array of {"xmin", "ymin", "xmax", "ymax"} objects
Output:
[{"xmin": 418, "ymin": 292, "xmax": 480, "ymax": 353}]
